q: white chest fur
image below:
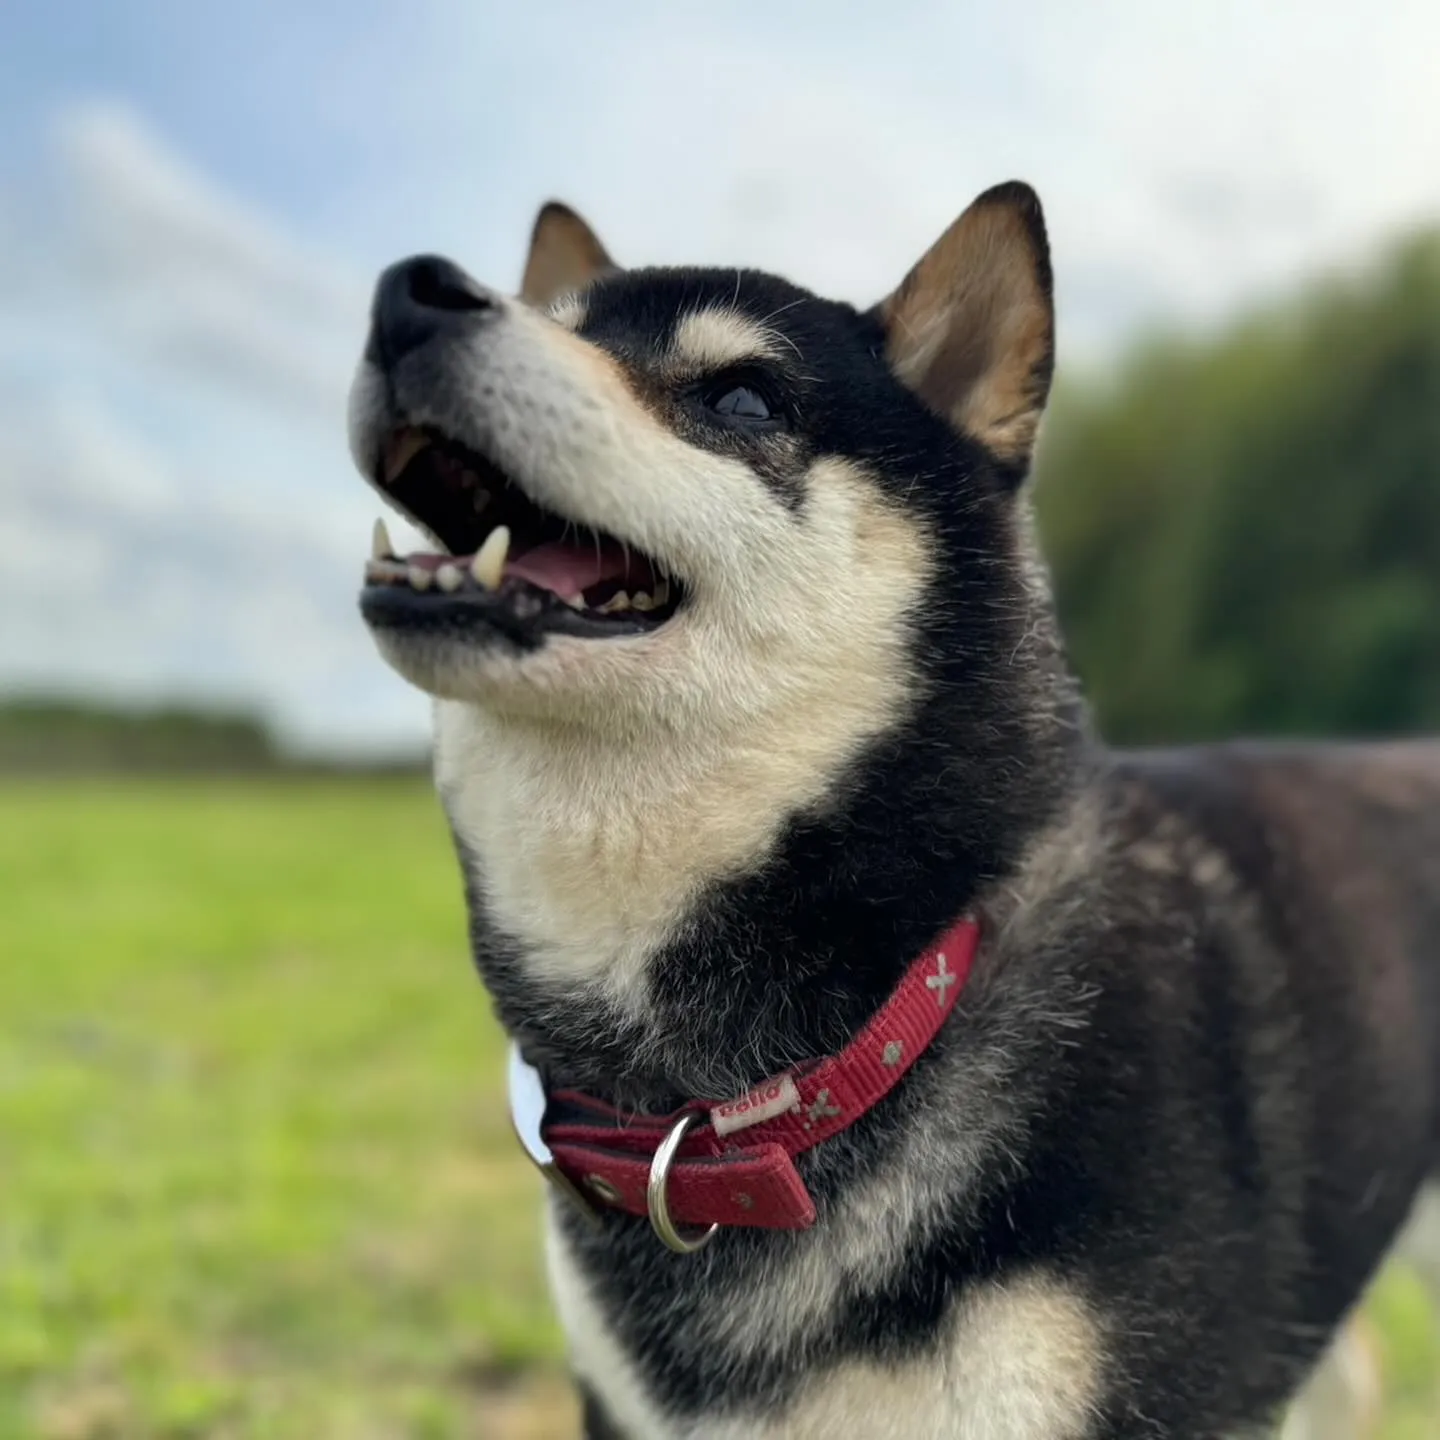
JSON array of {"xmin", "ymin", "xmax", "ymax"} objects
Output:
[{"xmin": 546, "ymin": 1214, "xmax": 1102, "ymax": 1440}]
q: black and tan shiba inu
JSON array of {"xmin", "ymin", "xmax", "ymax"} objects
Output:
[{"xmin": 347, "ymin": 183, "xmax": 1440, "ymax": 1438}]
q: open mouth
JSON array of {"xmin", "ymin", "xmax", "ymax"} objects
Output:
[{"xmin": 360, "ymin": 428, "xmax": 682, "ymax": 643}]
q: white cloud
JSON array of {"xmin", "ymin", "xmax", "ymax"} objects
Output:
[
  {"xmin": 0, "ymin": 384, "xmax": 427, "ymax": 755},
  {"xmin": 0, "ymin": 105, "xmax": 428, "ymax": 754},
  {"xmin": 34, "ymin": 102, "xmax": 368, "ymax": 421}
]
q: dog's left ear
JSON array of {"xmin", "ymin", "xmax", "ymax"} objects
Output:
[
  {"xmin": 521, "ymin": 201, "xmax": 616, "ymax": 307},
  {"xmin": 875, "ymin": 181, "xmax": 1053, "ymax": 478}
]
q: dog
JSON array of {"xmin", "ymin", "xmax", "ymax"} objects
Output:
[{"xmin": 346, "ymin": 182, "xmax": 1440, "ymax": 1438}]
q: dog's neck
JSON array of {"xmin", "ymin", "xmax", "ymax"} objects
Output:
[
  {"xmin": 434, "ymin": 555, "xmax": 1089, "ymax": 1102},
  {"xmin": 438, "ymin": 694, "xmax": 1087, "ymax": 1104}
]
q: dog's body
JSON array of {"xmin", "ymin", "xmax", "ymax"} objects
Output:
[
  {"xmin": 541, "ymin": 739, "xmax": 1440, "ymax": 1440},
  {"xmin": 348, "ymin": 185, "xmax": 1440, "ymax": 1437}
]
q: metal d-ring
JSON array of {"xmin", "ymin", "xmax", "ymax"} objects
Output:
[{"xmin": 647, "ymin": 1113, "xmax": 719, "ymax": 1255}]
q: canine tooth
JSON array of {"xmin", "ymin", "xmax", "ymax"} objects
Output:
[
  {"xmin": 383, "ymin": 429, "xmax": 430, "ymax": 486},
  {"xmin": 597, "ymin": 591, "xmax": 631, "ymax": 613},
  {"xmin": 407, "ymin": 565, "xmax": 433, "ymax": 591},
  {"xmin": 435, "ymin": 563, "xmax": 464, "ymax": 593},
  {"xmin": 471, "ymin": 525, "xmax": 510, "ymax": 589},
  {"xmin": 372, "ymin": 518, "xmax": 393, "ymax": 559}
]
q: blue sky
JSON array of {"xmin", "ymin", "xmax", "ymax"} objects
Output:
[{"xmin": 1, "ymin": 0, "xmax": 1437, "ymax": 754}]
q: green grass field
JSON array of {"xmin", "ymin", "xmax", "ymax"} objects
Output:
[
  {"xmin": 2, "ymin": 779, "xmax": 570, "ymax": 1439},
  {"xmin": 3, "ymin": 779, "xmax": 1436, "ymax": 1438}
]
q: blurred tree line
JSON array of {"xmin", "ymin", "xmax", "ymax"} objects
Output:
[
  {"xmin": 1036, "ymin": 229, "xmax": 1440, "ymax": 746},
  {"xmin": 0, "ymin": 697, "xmax": 426, "ymax": 775},
  {"xmin": 0, "ymin": 697, "xmax": 281, "ymax": 773}
]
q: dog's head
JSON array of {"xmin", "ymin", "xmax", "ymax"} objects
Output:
[{"xmin": 350, "ymin": 184, "xmax": 1053, "ymax": 730}]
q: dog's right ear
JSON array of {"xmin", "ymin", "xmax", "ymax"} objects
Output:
[
  {"xmin": 521, "ymin": 202, "xmax": 616, "ymax": 307},
  {"xmin": 874, "ymin": 182, "xmax": 1054, "ymax": 481}
]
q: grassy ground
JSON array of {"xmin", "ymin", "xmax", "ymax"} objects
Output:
[
  {"xmin": 2, "ymin": 778, "xmax": 1436, "ymax": 1438},
  {"xmin": 2, "ymin": 778, "xmax": 571, "ymax": 1439}
]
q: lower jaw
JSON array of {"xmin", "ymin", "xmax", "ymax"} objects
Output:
[
  {"xmin": 360, "ymin": 576, "xmax": 673, "ymax": 642},
  {"xmin": 364, "ymin": 615, "xmax": 662, "ymax": 716}
]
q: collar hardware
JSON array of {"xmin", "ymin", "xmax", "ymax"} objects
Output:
[
  {"xmin": 647, "ymin": 1113, "xmax": 719, "ymax": 1255},
  {"xmin": 506, "ymin": 1043, "xmax": 603, "ymax": 1229}
]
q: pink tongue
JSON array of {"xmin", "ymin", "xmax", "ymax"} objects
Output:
[{"xmin": 504, "ymin": 540, "xmax": 641, "ymax": 600}]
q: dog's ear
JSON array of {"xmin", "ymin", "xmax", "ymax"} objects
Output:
[
  {"xmin": 521, "ymin": 201, "xmax": 616, "ymax": 307},
  {"xmin": 875, "ymin": 182, "xmax": 1053, "ymax": 477}
]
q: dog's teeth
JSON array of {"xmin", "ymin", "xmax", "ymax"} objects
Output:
[
  {"xmin": 562, "ymin": 594, "xmax": 586, "ymax": 610},
  {"xmin": 372, "ymin": 518, "xmax": 393, "ymax": 560},
  {"xmin": 366, "ymin": 558, "xmax": 407, "ymax": 584},
  {"xmin": 471, "ymin": 526, "xmax": 510, "ymax": 589},
  {"xmin": 435, "ymin": 563, "xmax": 464, "ymax": 593},
  {"xmin": 407, "ymin": 564, "xmax": 433, "ymax": 591},
  {"xmin": 630, "ymin": 590, "xmax": 654, "ymax": 612},
  {"xmin": 653, "ymin": 576, "xmax": 670, "ymax": 606},
  {"xmin": 597, "ymin": 592, "xmax": 631, "ymax": 613},
  {"xmin": 382, "ymin": 429, "xmax": 430, "ymax": 487}
]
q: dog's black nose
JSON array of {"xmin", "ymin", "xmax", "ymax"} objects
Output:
[{"xmin": 366, "ymin": 255, "xmax": 496, "ymax": 365}]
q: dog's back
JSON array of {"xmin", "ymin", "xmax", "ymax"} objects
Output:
[
  {"xmin": 1129, "ymin": 737, "xmax": 1440, "ymax": 1171},
  {"xmin": 1065, "ymin": 740, "xmax": 1440, "ymax": 1429}
]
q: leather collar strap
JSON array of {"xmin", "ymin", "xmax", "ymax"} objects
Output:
[{"xmin": 513, "ymin": 914, "xmax": 980, "ymax": 1234}]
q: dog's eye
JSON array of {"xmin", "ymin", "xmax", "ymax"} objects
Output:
[{"xmin": 707, "ymin": 385, "xmax": 772, "ymax": 422}]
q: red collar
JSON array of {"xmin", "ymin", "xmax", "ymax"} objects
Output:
[{"xmin": 508, "ymin": 914, "xmax": 980, "ymax": 1250}]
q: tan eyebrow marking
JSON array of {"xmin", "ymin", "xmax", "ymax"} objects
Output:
[{"xmin": 670, "ymin": 306, "xmax": 791, "ymax": 373}]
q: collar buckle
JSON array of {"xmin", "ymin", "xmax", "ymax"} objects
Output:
[{"xmin": 646, "ymin": 1113, "xmax": 719, "ymax": 1255}]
